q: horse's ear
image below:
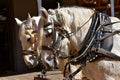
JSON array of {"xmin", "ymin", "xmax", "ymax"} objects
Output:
[
  {"xmin": 57, "ymin": 2, "xmax": 60, "ymax": 9},
  {"xmin": 48, "ymin": 9, "xmax": 55, "ymax": 15},
  {"xmin": 40, "ymin": 7, "xmax": 48, "ymax": 19},
  {"xmin": 28, "ymin": 12, "xmax": 31, "ymax": 21},
  {"xmin": 32, "ymin": 16, "xmax": 41, "ymax": 25},
  {"xmin": 32, "ymin": 16, "xmax": 41, "ymax": 30},
  {"xmin": 15, "ymin": 18, "xmax": 22, "ymax": 26}
]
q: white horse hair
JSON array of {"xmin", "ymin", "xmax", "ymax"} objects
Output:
[{"xmin": 38, "ymin": 6, "xmax": 120, "ymax": 80}]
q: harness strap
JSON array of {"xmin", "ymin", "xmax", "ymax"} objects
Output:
[
  {"xmin": 63, "ymin": 12, "xmax": 115, "ymax": 79},
  {"xmin": 70, "ymin": 12, "xmax": 100, "ymax": 60},
  {"xmin": 97, "ymin": 30, "xmax": 120, "ymax": 41},
  {"xmin": 103, "ymin": 21, "xmax": 120, "ymax": 26},
  {"xmin": 22, "ymin": 50, "xmax": 36, "ymax": 55},
  {"xmin": 67, "ymin": 65, "xmax": 85, "ymax": 79},
  {"xmin": 51, "ymin": 10, "xmax": 120, "ymax": 79},
  {"xmin": 92, "ymin": 47, "xmax": 120, "ymax": 60}
]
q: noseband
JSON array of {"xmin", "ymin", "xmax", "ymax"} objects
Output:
[{"xmin": 22, "ymin": 50, "xmax": 37, "ymax": 56}]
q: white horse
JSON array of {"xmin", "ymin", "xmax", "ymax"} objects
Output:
[
  {"xmin": 15, "ymin": 14, "xmax": 59, "ymax": 70},
  {"xmin": 15, "ymin": 14, "xmax": 40, "ymax": 68},
  {"xmin": 38, "ymin": 6, "xmax": 120, "ymax": 80},
  {"xmin": 36, "ymin": 7, "xmax": 71, "ymax": 76},
  {"xmin": 38, "ymin": 7, "xmax": 89, "ymax": 79}
]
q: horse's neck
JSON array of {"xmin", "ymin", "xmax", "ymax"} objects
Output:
[
  {"xmin": 67, "ymin": 8, "xmax": 94, "ymax": 52},
  {"xmin": 69, "ymin": 24, "xmax": 92, "ymax": 54},
  {"xmin": 53, "ymin": 7, "xmax": 94, "ymax": 54}
]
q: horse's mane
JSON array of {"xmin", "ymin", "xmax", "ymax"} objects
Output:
[
  {"xmin": 46, "ymin": 6, "xmax": 95, "ymax": 53},
  {"xmin": 54, "ymin": 6, "xmax": 95, "ymax": 32},
  {"xmin": 52, "ymin": 6, "xmax": 95, "ymax": 44},
  {"xmin": 56, "ymin": 6, "xmax": 94, "ymax": 12}
]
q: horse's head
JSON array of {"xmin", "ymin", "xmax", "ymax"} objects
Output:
[
  {"xmin": 37, "ymin": 7, "xmax": 64, "ymax": 69},
  {"xmin": 15, "ymin": 14, "xmax": 40, "ymax": 68}
]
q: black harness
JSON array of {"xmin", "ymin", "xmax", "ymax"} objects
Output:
[
  {"xmin": 63, "ymin": 12, "xmax": 120, "ymax": 79},
  {"xmin": 75, "ymin": 12, "xmax": 112, "ymax": 62},
  {"xmin": 61, "ymin": 12, "xmax": 112, "ymax": 62},
  {"xmin": 42, "ymin": 11, "xmax": 120, "ymax": 79}
]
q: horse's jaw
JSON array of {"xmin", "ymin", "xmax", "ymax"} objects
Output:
[{"xmin": 23, "ymin": 55, "xmax": 39, "ymax": 68}]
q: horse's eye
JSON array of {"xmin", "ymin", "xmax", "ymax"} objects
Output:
[{"xmin": 27, "ymin": 37, "xmax": 31, "ymax": 42}]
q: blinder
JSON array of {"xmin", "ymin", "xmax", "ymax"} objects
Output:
[
  {"xmin": 43, "ymin": 22, "xmax": 52, "ymax": 28},
  {"xmin": 43, "ymin": 22, "xmax": 53, "ymax": 37},
  {"xmin": 42, "ymin": 20, "xmax": 67, "ymax": 57}
]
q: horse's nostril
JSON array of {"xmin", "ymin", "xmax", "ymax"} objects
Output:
[{"xmin": 27, "ymin": 38, "xmax": 31, "ymax": 42}]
